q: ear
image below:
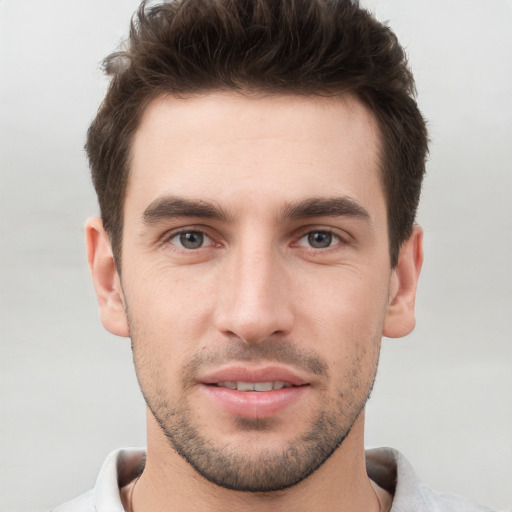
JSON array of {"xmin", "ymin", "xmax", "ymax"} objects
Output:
[
  {"xmin": 383, "ymin": 225, "xmax": 423, "ymax": 338},
  {"xmin": 85, "ymin": 217, "xmax": 129, "ymax": 337}
]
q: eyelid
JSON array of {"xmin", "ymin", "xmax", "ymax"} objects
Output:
[
  {"xmin": 172, "ymin": 231, "xmax": 212, "ymax": 249},
  {"xmin": 158, "ymin": 224, "xmax": 352, "ymax": 251},
  {"xmin": 160, "ymin": 225, "xmax": 219, "ymax": 249},
  {"xmin": 296, "ymin": 229, "xmax": 341, "ymax": 248},
  {"xmin": 293, "ymin": 225, "xmax": 351, "ymax": 243}
]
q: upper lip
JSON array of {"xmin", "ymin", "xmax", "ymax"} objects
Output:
[{"xmin": 198, "ymin": 365, "xmax": 310, "ymax": 386}]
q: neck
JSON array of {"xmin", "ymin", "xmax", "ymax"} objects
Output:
[{"xmin": 132, "ymin": 409, "xmax": 381, "ymax": 512}]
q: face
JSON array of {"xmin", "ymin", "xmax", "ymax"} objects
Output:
[{"xmin": 89, "ymin": 92, "xmax": 421, "ymax": 492}]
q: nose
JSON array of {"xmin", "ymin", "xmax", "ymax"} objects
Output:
[{"xmin": 213, "ymin": 243, "xmax": 294, "ymax": 344}]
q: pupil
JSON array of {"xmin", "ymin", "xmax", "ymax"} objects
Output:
[
  {"xmin": 308, "ymin": 231, "xmax": 332, "ymax": 248},
  {"xmin": 180, "ymin": 232, "xmax": 203, "ymax": 249}
]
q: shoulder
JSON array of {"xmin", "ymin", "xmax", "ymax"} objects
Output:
[
  {"xmin": 366, "ymin": 447, "xmax": 498, "ymax": 512},
  {"xmin": 51, "ymin": 489, "xmax": 94, "ymax": 512},
  {"xmin": 50, "ymin": 447, "xmax": 146, "ymax": 512},
  {"xmin": 417, "ymin": 485, "xmax": 498, "ymax": 512}
]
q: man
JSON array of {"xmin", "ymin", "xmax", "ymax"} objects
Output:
[{"xmin": 53, "ymin": 0, "xmax": 496, "ymax": 510}]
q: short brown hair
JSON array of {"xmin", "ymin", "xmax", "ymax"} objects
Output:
[{"xmin": 86, "ymin": 0, "xmax": 428, "ymax": 269}]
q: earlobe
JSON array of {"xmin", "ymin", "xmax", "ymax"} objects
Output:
[
  {"xmin": 85, "ymin": 218, "xmax": 130, "ymax": 337},
  {"xmin": 383, "ymin": 225, "xmax": 423, "ymax": 338}
]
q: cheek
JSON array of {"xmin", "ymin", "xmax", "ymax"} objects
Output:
[
  {"xmin": 294, "ymin": 266, "xmax": 389, "ymax": 365},
  {"xmin": 296, "ymin": 264, "xmax": 390, "ymax": 329},
  {"xmin": 123, "ymin": 259, "xmax": 218, "ymax": 330},
  {"xmin": 122, "ymin": 268, "xmax": 219, "ymax": 397}
]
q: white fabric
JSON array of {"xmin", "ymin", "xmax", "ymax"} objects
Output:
[{"xmin": 52, "ymin": 447, "xmax": 497, "ymax": 511}]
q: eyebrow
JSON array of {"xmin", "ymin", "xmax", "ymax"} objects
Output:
[
  {"xmin": 282, "ymin": 197, "xmax": 370, "ymax": 221},
  {"xmin": 142, "ymin": 195, "xmax": 370, "ymax": 226},
  {"xmin": 143, "ymin": 196, "xmax": 232, "ymax": 225}
]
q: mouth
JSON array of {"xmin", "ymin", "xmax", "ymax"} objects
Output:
[
  {"xmin": 199, "ymin": 365, "xmax": 309, "ymax": 387},
  {"xmin": 213, "ymin": 381, "xmax": 296, "ymax": 391},
  {"xmin": 198, "ymin": 366, "xmax": 311, "ymax": 419}
]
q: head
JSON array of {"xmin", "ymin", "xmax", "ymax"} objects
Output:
[
  {"xmin": 85, "ymin": 0, "xmax": 426, "ymax": 495},
  {"xmin": 86, "ymin": 0, "xmax": 428, "ymax": 271}
]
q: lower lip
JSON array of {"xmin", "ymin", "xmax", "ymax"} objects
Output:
[{"xmin": 201, "ymin": 385, "xmax": 309, "ymax": 419}]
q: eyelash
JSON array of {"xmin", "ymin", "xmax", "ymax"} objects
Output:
[
  {"xmin": 295, "ymin": 229, "xmax": 344, "ymax": 251},
  {"xmin": 162, "ymin": 226, "xmax": 348, "ymax": 254},
  {"xmin": 163, "ymin": 228, "xmax": 216, "ymax": 251}
]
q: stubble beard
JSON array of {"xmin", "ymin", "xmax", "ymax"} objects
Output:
[
  {"xmin": 132, "ymin": 337, "xmax": 380, "ymax": 493},
  {"xmin": 148, "ymin": 397, "xmax": 367, "ymax": 492}
]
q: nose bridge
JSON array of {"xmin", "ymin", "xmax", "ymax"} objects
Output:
[{"xmin": 214, "ymin": 233, "xmax": 293, "ymax": 343}]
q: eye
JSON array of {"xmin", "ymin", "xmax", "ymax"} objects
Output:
[
  {"xmin": 297, "ymin": 230, "xmax": 340, "ymax": 249},
  {"xmin": 169, "ymin": 230, "xmax": 212, "ymax": 250}
]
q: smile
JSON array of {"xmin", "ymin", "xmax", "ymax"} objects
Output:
[
  {"xmin": 198, "ymin": 367, "xmax": 311, "ymax": 419},
  {"xmin": 215, "ymin": 381, "xmax": 295, "ymax": 391}
]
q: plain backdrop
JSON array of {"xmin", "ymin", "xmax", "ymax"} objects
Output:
[{"xmin": 1, "ymin": 1, "xmax": 511, "ymax": 511}]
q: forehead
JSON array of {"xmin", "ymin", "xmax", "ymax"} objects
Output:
[{"xmin": 126, "ymin": 92, "xmax": 384, "ymax": 221}]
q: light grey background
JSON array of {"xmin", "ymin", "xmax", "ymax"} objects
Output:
[{"xmin": 1, "ymin": 1, "xmax": 511, "ymax": 511}]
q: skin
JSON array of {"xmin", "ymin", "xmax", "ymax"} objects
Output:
[{"xmin": 87, "ymin": 92, "xmax": 423, "ymax": 512}]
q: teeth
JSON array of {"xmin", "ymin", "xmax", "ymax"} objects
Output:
[
  {"xmin": 218, "ymin": 381, "xmax": 237, "ymax": 390},
  {"xmin": 254, "ymin": 382, "xmax": 273, "ymax": 391},
  {"xmin": 217, "ymin": 381, "xmax": 293, "ymax": 391},
  {"xmin": 237, "ymin": 382, "xmax": 255, "ymax": 391}
]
